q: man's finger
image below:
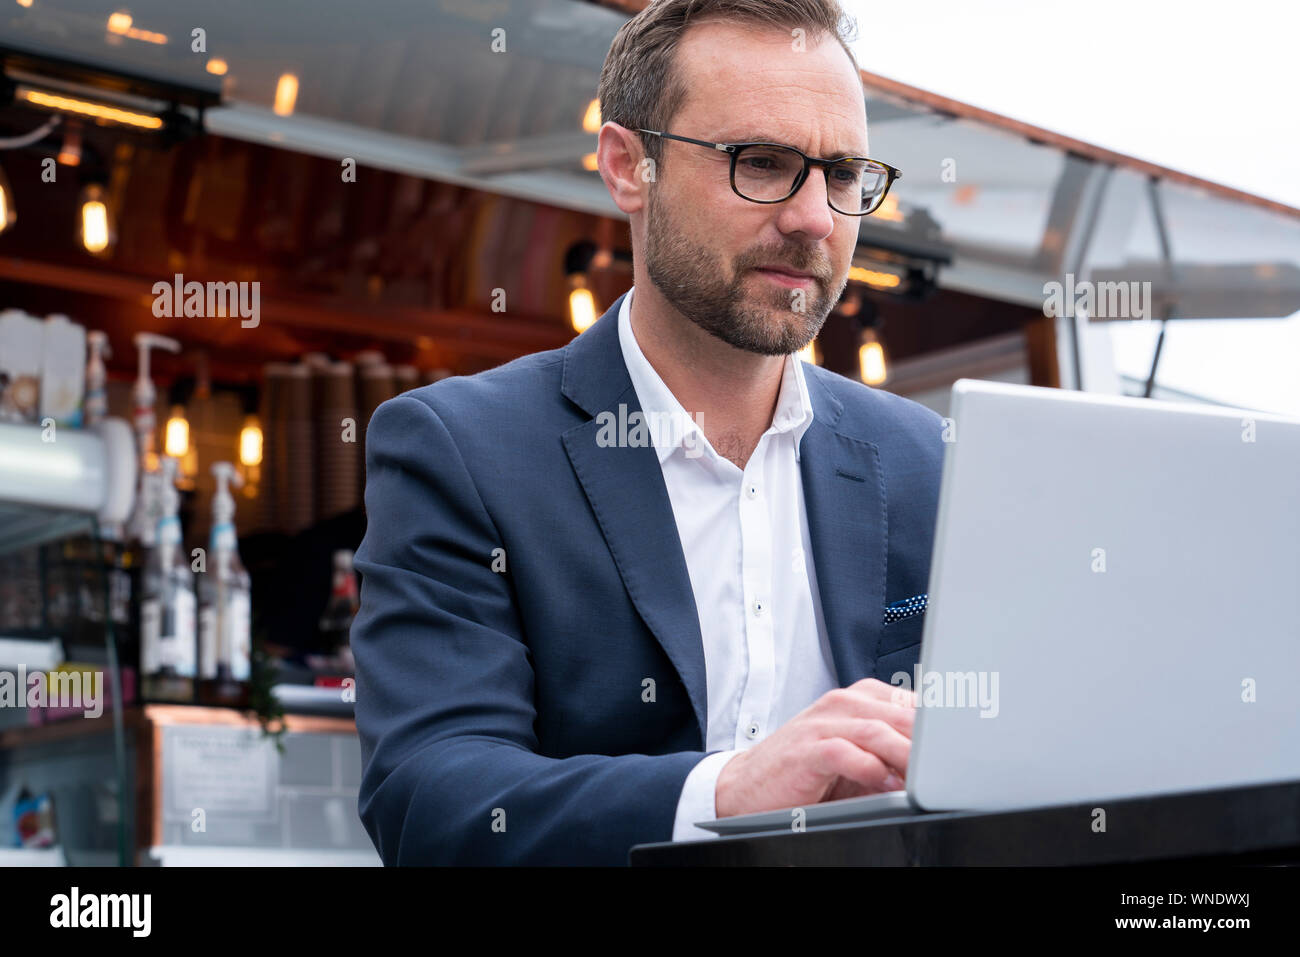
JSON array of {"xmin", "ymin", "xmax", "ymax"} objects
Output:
[
  {"xmin": 811, "ymin": 737, "xmax": 896, "ymax": 794},
  {"xmin": 808, "ymin": 716, "xmax": 912, "ymax": 776},
  {"xmin": 808, "ymin": 687, "xmax": 916, "ymax": 737},
  {"xmin": 851, "ymin": 676, "xmax": 918, "ymax": 708}
]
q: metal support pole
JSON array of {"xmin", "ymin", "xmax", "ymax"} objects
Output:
[
  {"xmin": 1143, "ymin": 176, "xmax": 1177, "ymax": 398},
  {"xmin": 1064, "ymin": 164, "xmax": 1113, "ymax": 391}
]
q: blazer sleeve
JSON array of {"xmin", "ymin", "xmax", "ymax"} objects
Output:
[{"xmin": 351, "ymin": 394, "xmax": 708, "ymax": 865}]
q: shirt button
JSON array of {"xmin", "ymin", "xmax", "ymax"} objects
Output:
[
  {"xmin": 752, "ymin": 598, "xmax": 765, "ymax": 617},
  {"xmin": 745, "ymin": 722, "xmax": 760, "ymax": 740},
  {"xmin": 745, "ymin": 483, "xmax": 759, "ymax": 499}
]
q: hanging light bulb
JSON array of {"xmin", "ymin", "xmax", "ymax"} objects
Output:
[
  {"xmin": 274, "ymin": 73, "xmax": 299, "ymax": 116},
  {"xmin": 0, "ymin": 164, "xmax": 15, "ymax": 235},
  {"xmin": 57, "ymin": 119, "xmax": 83, "ymax": 167},
  {"xmin": 78, "ymin": 182, "xmax": 115, "ymax": 256},
  {"xmin": 569, "ymin": 278, "xmax": 597, "ymax": 334},
  {"xmin": 564, "ymin": 241, "xmax": 599, "ymax": 333},
  {"xmin": 582, "ymin": 98, "xmax": 601, "ymax": 133},
  {"xmin": 858, "ymin": 326, "xmax": 888, "ymax": 385},
  {"xmin": 239, "ymin": 415, "xmax": 263, "ymax": 467},
  {"xmin": 164, "ymin": 405, "xmax": 190, "ymax": 458}
]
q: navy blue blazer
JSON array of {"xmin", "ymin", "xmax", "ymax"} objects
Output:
[{"xmin": 352, "ymin": 291, "xmax": 945, "ymax": 865}]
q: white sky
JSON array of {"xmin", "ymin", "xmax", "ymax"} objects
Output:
[{"xmin": 842, "ymin": 0, "xmax": 1300, "ymax": 413}]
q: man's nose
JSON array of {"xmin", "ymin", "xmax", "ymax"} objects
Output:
[{"xmin": 775, "ymin": 169, "xmax": 836, "ymax": 242}]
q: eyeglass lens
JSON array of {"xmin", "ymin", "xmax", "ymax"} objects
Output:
[{"xmin": 732, "ymin": 145, "xmax": 889, "ymax": 214}]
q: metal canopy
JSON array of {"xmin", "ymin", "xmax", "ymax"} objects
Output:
[{"xmin": 2, "ymin": 0, "xmax": 1298, "ymax": 325}]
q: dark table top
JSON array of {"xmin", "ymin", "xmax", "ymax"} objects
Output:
[{"xmin": 630, "ymin": 779, "xmax": 1300, "ymax": 866}]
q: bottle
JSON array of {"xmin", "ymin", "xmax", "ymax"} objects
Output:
[
  {"xmin": 85, "ymin": 330, "xmax": 136, "ymax": 666},
  {"xmin": 198, "ymin": 463, "xmax": 251, "ymax": 708},
  {"xmin": 84, "ymin": 331, "xmax": 110, "ymax": 426},
  {"xmin": 128, "ymin": 333, "xmax": 181, "ymax": 547},
  {"xmin": 140, "ymin": 457, "xmax": 197, "ymax": 702},
  {"xmin": 318, "ymin": 550, "xmax": 359, "ymax": 671}
]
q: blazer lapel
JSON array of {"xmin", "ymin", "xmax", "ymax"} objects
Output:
[
  {"xmin": 799, "ymin": 373, "xmax": 889, "ymax": 686},
  {"xmin": 560, "ymin": 294, "xmax": 709, "ymax": 745}
]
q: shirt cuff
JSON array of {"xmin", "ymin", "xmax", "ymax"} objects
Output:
[{"xmin": 671, "ymin": 749, "xmax": 741, "ymax": 842}]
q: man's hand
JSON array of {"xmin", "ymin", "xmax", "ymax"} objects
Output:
[{"xmin": 714, "ymin": 677, "xmax": 916, "ymax": 818}]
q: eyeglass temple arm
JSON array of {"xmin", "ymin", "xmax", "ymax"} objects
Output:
[{"xmin": 637, "ymin": 129, "xmax": 736, "ymax": 153}]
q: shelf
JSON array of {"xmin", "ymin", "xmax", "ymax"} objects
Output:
[
  {"xmin": 271, "ymin": 683, "xmax": 355, "ymax": 717},
  {"xmin": 0, "ymin": 704, "xmax": 355, "ymax": 751},
  {"xmin": 0, "ymin": 706, "xmax": 147, "ymax": 751}
]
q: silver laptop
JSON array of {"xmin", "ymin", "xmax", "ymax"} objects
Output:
[{"xmin": 700, "ymin": 378, "xmax": 1300, "ymax": 835}]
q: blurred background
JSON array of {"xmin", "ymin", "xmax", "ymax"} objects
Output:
[{"xmin": 0, "ymin": 0, "xmax": 1296, "ymax": 866}]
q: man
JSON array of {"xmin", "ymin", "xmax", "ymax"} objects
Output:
[{"xmin": 353, "ymin": 0, "xmax": 944, "ymax": 865}]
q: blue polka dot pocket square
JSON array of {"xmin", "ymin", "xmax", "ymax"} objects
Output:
[{"xmin": 882, "ymin": 593, "xmax": 928, "ymax": 625}]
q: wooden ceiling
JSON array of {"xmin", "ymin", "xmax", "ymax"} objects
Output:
[
  {"xmin": 0, "ymin": 113, "xmax": 624, "ymax": 387},
  {"xmin": 0, "ymin": 107, "xmax": 1039, "ymax": 394}
]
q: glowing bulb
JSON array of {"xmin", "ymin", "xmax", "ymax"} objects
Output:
[
  {"xmin": 796, "ymin": 340, "xmax": 819, "ymax": 365},
  {"xmin": 0, "ymin": 165, "xmax": 15, "ymax": 234},
  {"xmin": 569, "ymin": 287, "xmax": 597, "ymax": 333},
  {"xmin": 239, "ymin": 418, "xmax": 263, "ymax": 467},
  {"xmin": 80, "ymin": 185, "xmax": 112, "ymax": 254},
  {"xmin": 274, "ymin": 73, "xmax": 299, "ymax": 116},
  {"xmin": 57, "ymin": 124, "xmax": 82, "ymax": 166},
  {"xmin": 81, "ymin": 203, "xmax": 108, "ymax": 251},
  {"xmin": 582, "ymin": 98, "xmax": 601, "ymax": 133},
  {"xmin": 207, "ymin": 58, "xmax": 228, "ymax": 76},
  {"xmin": 581, "ymin": 152, "xmax": 598, "ymax": 171},
  {"xmin": 164, "ymin": 409, "xmax": 190, "ymax": 458},
  {"xmin": 107, "ymin": 11, "xmax": 132, "ymax": 34},
  {"xmin": 858, "ymin": 330, "xmax": 888, "ymax": 385}
]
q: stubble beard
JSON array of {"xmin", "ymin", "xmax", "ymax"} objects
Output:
[{"xmin": 643, "ymin": 186, "xmax": 847, "ymax": 356}]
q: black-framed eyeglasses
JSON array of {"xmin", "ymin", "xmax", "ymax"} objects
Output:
[{"xmin": 638, "ymin": 129, "xmax": 901, "ymax": 217}]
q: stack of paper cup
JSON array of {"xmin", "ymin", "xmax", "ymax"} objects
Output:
[
  {"xmin": 313, "ymin": 360, "xmax": 360, "ymax": 521},
  {"xmin": 278, "ymin": 364, "xmax": 315, "ymax": 534}
]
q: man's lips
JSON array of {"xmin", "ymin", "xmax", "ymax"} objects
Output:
[
  {"xmin": 755, "ymin": 265, "xmax": 816, "ymax": 279},
  {"xmin": 753, "ymin": 265, "xmax": 819, "ymax": 289}
]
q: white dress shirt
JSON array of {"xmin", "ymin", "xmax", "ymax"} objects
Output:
[{"xmin": 615, "ymin": 287, "xmax": 840, "ymax": 842}]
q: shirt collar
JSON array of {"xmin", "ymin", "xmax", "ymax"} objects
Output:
[{"xmin": 616, "ymin": 286, "xmax": 816, "ymax": 465}]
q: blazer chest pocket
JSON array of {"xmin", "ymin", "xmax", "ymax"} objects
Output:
[{"xmin": 878, "ymin": 594, "xmax": 928, "ymax": 656}]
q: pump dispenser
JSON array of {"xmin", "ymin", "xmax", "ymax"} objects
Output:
[
  {"xmin": 198, "ymin": 462, "xmax": 252, "ymax": 707},
  {"xmin": 131, "ymin": 333, "xmax": 180, "ymax": 460},
  {"xmin": 140, "ymin": 456, "xmax": 197, "ymax": 702},
  {"xmin": 129, "ymin": 333, "xmax": 181, "ymax": 546}
]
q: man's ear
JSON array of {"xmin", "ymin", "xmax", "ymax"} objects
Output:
[{"xmin": 597, "ymin": 123, "xmax": 652, "ymax": 216}]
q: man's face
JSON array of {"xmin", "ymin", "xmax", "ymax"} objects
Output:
[{"xmin": 642, "ymin": 20, "xmax": 868, "ymax": 356}]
